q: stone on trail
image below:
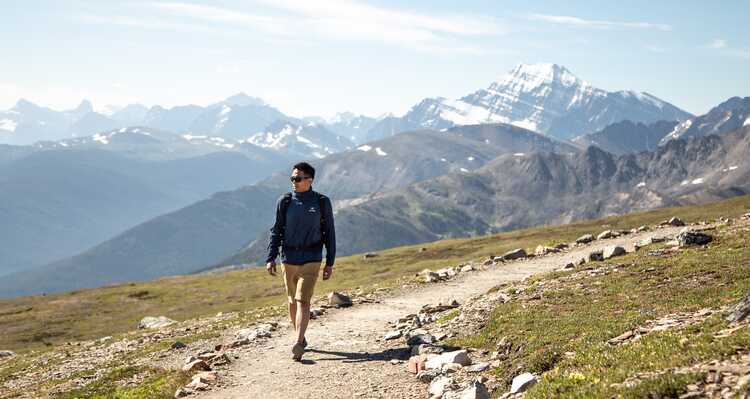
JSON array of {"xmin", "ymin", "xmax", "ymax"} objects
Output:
[
  {"xmin": 668, "ymin": 217, "xmax": 685, "ymax": 226},
  {"xmin": 384, "ymin": 330, "xmax": 402, "ymax": 340},
  {"xmin": 575, "ymin": 234, "xmax": 595, "ymax": 244},
  {"xmin": 425, "ymin": 350, "xmax": 471, "ymax": 369},
  {"xmin": 603, "ymin": 245, "xmax": 626, "ymax": 259},
  {"xmin": 502, "ymin": 248, "xmax": 527, "ymax": 261},
  {"xmin": 510, "ymin": 372, "xmax": 537, "ymax": 394},
  {"xmin": 466, "ymin": 362, "xmax": 490, "ymax": 373},
  {"xmin": 407, "ymin": 333, "xmax": 435, "ymax": 346},
  {"xmin": 597, "ymin": 230, "xmax": 616, "ymax": 240},
  {"xmin": 182, "ymin": 359, "xmax": 210, "ymax": 372},
  {"xmin": 443, "ymin": 381, "xmax": 491, "ymax": 399},
  {"xmin": 0, "ymin": 350, "xmax": 15, "ymax": 358},
  {"xmin": 327, "ymin": 291, "xmax": 352, "ymax": 307},
  {"xmin": 138, "ymin": 316, "xmax": 176, "ymax": 329},
  {"xmin": 408, "ymin": 354, "xmax": 428, "ymax": 374},
  {"xmin": 429, "ymin": 376, "xmax": 453, "ymax": 397},
  {"xmin": 416, "ymin": 369, "xmax": 441, "ymax": 382}
]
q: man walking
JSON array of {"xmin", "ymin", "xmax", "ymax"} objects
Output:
[{"xmin": 266, "ymin": 162, "xmax": 336, "ymax": 362}]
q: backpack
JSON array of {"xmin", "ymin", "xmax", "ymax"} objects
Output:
[{"xmin": 280, "ymin": 191, "xmax": 327, "ymax": 246}]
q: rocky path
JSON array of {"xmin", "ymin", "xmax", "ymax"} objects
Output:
[{"xmin": 196, "ymin": 226, "xmax": 688, "ymax": 399}]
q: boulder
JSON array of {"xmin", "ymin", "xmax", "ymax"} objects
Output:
[
  {"xmin": 411, "ymin": 344, "xmax": 445, "ymax": 356},
  {"xmin": 575, "ymin": 234, "xmax": 595, "ymax": 244},
  {"xmin": 138, "ymin": 316, "xmax": 176, "ymax": 329},
  {"xmin": 384, "ymin": 330, "xmax": 403, "ymax": 340},
  {"xmin": 603, "ymin": 246, "xmax": 626, "ymax": 259},
  {"xmin": 534, "ymin": 245, "xmax": 558, "ymax": 256},
  {"xmin": 443, "ymin": 381, "xmax": 491, "ymax": 399},
  {"xmin": 425, "ymin": 350, "xmax": 471, "ymax": 369},
  {"xmin": 510, "ymin": 372, "xmax": 537, "ymax": 394},
  {"xmin": 676, "ymin": 230, "xmax": 713, "ymax": 247},
  {"xmin": 460, "ymin": 265, "xmax": 475, "ymax": 273},
  {"xmin": 421, "ymin": 270, "xmax": 441, "ymax": 283},
  {"xmin": 502, "ymin": 248, "xmax": 527, "ymax": 261},
  {"xmin": 327, "ymin": 291, "xmax": 352, "ymax": 307}
]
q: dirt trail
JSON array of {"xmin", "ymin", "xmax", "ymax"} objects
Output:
[{"xmin": 198, "ymin": 227, "xmax": 686, "ymax": 399}]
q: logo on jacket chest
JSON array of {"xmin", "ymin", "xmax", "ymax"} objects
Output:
[{"xmin": 307, "ymin": 206, "xmax": 318, "ymax": 213}]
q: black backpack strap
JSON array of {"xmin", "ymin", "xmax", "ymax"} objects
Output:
[{"xmin": 280, "ymin": 192, "xmax": 293, "ymax": 227}]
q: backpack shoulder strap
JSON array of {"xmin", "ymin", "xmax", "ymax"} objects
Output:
[
  {"xmin": 280, "ymin": 192, "xmax": 293, "ymax": 221},
  {"xmin": 316, "ymin": 192, "xmax": 327, "ymax": 227}
]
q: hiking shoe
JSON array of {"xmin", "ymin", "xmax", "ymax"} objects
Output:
[{"xmin": 291, "ymin": 343, "xmax": 304, "ymax": 361}]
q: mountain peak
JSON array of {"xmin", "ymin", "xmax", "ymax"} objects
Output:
[
  {"xmin": 72, "ymin": 99, "xmax": 93, "ymax": 113},
  {"xmin": 497, "ymin": 63, "xmax": 583, "ymax": 88},
  {"xmin": 223, "ymin": 92, "xmax": 266, "ymax": 107},
  {"xmin": 13, "ymin": 98, "xmax": 39, "ymax": 110}
]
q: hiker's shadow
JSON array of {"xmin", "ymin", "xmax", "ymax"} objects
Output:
[{"xmin": 307, "ymin": 347, "xmax": 411, "ymax": 363}]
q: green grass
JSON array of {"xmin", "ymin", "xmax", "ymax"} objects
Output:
[
  {"xmin": 451, "ymin": 214, "xmax": 750, "ymax": 397},
  {"xmin": 1, "ymin": 194, "xmax": 749, "ymax": 356},
  {"xmin": 51, "ymin": 366, "xmax": 191, "ymax": 399}
]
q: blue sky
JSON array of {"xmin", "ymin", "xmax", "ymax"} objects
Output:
[{"xmin": 1, "ymin": 0, "xmax": 748, "ymax": 118}]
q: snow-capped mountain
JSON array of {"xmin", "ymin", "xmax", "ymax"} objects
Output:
[
  {"xmin": 324, "ymin": 112, "xmax": 380, "ymax": 144},
  {"xmin": 659, "ymin": 96, "xmax": 750, "ymax": 145},
  {"xmin": 367, "ymin": 63, "xmax": 692, "ymax": 141},
  {"xmin": 243, "ymin": 120, "xmax": 354, "ymax": 158}
]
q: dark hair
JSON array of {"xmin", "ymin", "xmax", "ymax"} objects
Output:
[{"xmin": 293, "ymin": 162, "xmax": 315, "ymax": 179}]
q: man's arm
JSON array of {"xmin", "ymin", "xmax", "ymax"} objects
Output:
[
  {"xmin": 266, "ymin": 197, "xmax": 285, "ymax": 265},
  {"xmin": 322, "ymin": 197, "xmax": 336, "ymax": 267}
]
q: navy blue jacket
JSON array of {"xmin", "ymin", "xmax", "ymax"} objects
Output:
[{"xmin": 266, "ymin": 189, "xmax": 336, "ymax": 267}]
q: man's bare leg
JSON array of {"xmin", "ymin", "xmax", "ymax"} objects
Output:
[
  {"xmin": 288, "ymin": 300, "xmax": 297, "ymax": 331},
  {"xmin": 295, "ymin": 299, "xmax": 311, "ymax": 345}
]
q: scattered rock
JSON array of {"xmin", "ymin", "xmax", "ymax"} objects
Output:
[
  {"xmin": 603, "ymin": 245, "xmax": 626, "ymax": 259},
  {"xmin": 171, "ymin": 341, "xmax": 187, "ymax": 350},
  {"xmin": 429, "ymin": 376, "xmax": 453, "ymax": 397},
  {"xmin": 460, "ymin": 265, "xmax": 475, "ymax": 273},
  {"xmin": 677, "ymin": 230, "xmax": 713, "ymax": 247},
  {"xmin": 0, "ymin": 350, "xmax": 15, "ymax": 358},
  {"xmin": 411, "ymin": 344, "xmax": 444, "ymax": 356},
  {"xmin": 443, "ymin": 381, "xmax": 491, "ymax": 399},
  {"xmin": 182, "ymin": 359, "xmax": 210, "ymax": 372},
  {"xmin": 138, "ymin": 316, "xmax": 176, "ymax": 329},
  {"xmin": 442, "ymin": 362, "xmax": 463, "ymax": 373},
  {"xmin": 407, "ymin": 333, "xmax": 435, "ymax": 346},
  {"xmin": 362, "ymin": 252, "xmax": 378, "ymax": 259},
  {"xmin": 425, "ymin": 350, "xmax": 471, "ymax": 369},
  {"xmin": 174, "ymin": 387, "xmax": 192, "ymax": 398},
  {"xmin": 668, "ymin": 217, "xmax": 686, "ymax": 226},
  {"xmin": 575, "ymin": 234, "xmax": 595, "ymax": 244},
  {"xmin": 193, "ymin": 371, "xmax": 218, "ymax": 383},
  {"xmin": 597, "ymin": 230, "xmax": 616, "ymax": 240},
  {"xmin": 727, "ymin": 294, "xmax": 750, "ymax": 324},
  {"xmin": 587, "ymin": 250, "xmax": 604, "ymax": 262},
  {"xmin": 510, "ymin": 372, "xmax": 537, "ymax": 394},
  {"xmin": 327, "ymin": 291, "xmax": 352, "ymax": 307},
  {"xmin": 416, "ymin": 369, "xmax": 441, "ymax": 382},
  {"xmin": 502, "ymin": 248, "xmax": 527, "ymax": 261},
  {"xmin": 309, "ymin": 308, "xmax": 325, "ymax": 319},
  {"xmin": 466, "ymin": 362, "xmax": 490, "ymax": 373},
  {"xmin": 421, "ymin": 270, "xmax": 441, "ymax": 283},
  {"xmin": 384, "ymin": 330, "xmax": 403, "ymax": 340},
  {"xmin": 408, "ymin": 354, "xmax": 428, "ymax": 374},
  {"xmin": 534, "ymin": 245, "xmax": 558, "ymax": 256}
]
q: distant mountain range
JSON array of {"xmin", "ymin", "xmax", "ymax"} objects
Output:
[
  {"xmin": 572, "ymin": 120, "xmax": 679, "ymax": 155},
  {"xmin": 1, "ymin": 64, "xmax": 692, "ymax": 152},
  {"xmin": 365, "ymin": 63, "xmax": 692, "ymax": 141}
]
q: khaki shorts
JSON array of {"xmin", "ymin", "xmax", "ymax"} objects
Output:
[{"xmin": 282, "ymin": 261, "xmax": 321, "ymax": 303}]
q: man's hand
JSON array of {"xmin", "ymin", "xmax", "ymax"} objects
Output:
[
  {"xmin": 266, "ymin": 261, "xmax": 277, "ymax": 276},
  {"xmin": 322, "ymin": 265, "xmax": 333, "ymax": 280}
]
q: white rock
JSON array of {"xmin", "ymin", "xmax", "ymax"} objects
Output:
[
  {"xmin": 603, "ymin": 245, "xmax": 626, "ymax": 259},
  {"xmin": 138, "ymin": 316, "xmax": 176, "ymax": 329},
  {"xmin": 510, "ymin": 372, "xmax": 537, "ymax": 394},
  {"xmin": 429, "ymin": 376, "xmax": 453, "ymax": 397},
  {"xmin": 384, "ymin": 330, "xmax": 403, "ymax": 340},
  {"xmin": 443, "ymin": 381, "xmax": 491, "ymax": 399},
  {"xmin": 425, "ymin": 350, "xmax": 471, "ymax": 369}
]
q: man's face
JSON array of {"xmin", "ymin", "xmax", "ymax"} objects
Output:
[{"xmin": 291, "ymin": 168, "xmax": 313, "ymax": 192}]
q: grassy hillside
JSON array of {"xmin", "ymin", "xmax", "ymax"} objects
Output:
[
  {"xmin": 451, "ymin": 212, "xmax": 750, "ymax": 397},
  {"xmin": 1, "ymin": 194, "xmax": 749, "ymax": 356}
]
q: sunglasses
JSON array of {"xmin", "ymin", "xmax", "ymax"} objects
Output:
[{"xmin": 290, "ymin": 176, "xmax": 311, "ymax": 183}]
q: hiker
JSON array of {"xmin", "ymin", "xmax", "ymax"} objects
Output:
[{"xmin": 265, "ymin": 162, "xmax": 336, "ymax": 361}]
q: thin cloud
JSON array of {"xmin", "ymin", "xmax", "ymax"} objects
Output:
[
  {"xmin": 529, "ymin": 13, "xmax": 672, "ymax": 31},
  {"xmin": 709, "ymin": 39, "xmax": 728, "ymax": 49},
  {"xmin": 139, "ymin": 1, "xmax": 504, "ymax": 54}
]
